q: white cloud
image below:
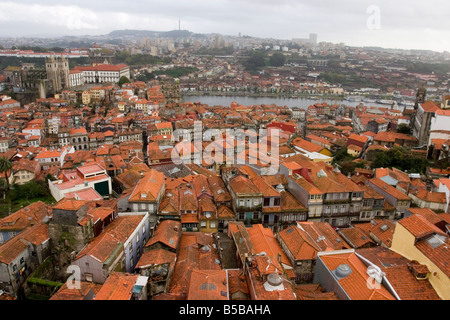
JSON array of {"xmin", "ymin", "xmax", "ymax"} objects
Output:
[
  {"xmin": 0, "ymin": 2, "xmax": 99, "ymax": 30},
  {"xmin": 0, "ymin": 0, "xmax": 449, "ymax": 52}
]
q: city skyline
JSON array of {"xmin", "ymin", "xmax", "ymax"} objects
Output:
[{"xmin": 0, "ymin": 0, "xmax": 449, "ymax": 53}]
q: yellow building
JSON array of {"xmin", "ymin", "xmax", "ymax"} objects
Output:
[
  {"xmin": 390, "ymin": 214, "xmax": 450, "ymax": 300},
  {"xmin": 198, "ymin": 196, "xmax": 218, "ymax": 233},
  {"xmin": 82, "ymin": 90, "xmax": 91, "ymax": 105},
  {"xmin": 347, "ymin": 144, "xmax": 362, "ymax": 157}
]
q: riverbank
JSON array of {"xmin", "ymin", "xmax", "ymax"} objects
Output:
[{"xmin": 182, "ymin": 91, "xmax": 347, "ymax": 101}]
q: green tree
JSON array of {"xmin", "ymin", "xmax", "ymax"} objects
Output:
[
  {"xmin": 269, "ymin": 52, "xmax": 286, "ymax": 67},
  {"xmin": 118, "ymin": 76, "xmax": 130, "ymax": 87},
  {"xmin": 371, "ymin": 146, "xmax": 431, "ymax": 174},
  {"xmin": 243, "ymin": 50, "xmax": 266, "ymax": 72},
  {"xmin": 0, "ymin": 157, "xmax": 12, "ymax": 191},
  {"xmin": 396, "ymin": 123, "xmax": 412, "ymax": 134},
  {"xmin": 332, "ymin": 147, "xmax": 353, "ymax": 163}
]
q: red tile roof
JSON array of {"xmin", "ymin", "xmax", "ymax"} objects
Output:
[
  {"xmin": 0, "ymin": 201, "xmax": 51, "ymax": 232},
  {"xmin": 398, "ymin": 214, "xmax": 446, "ymax": 239},
  {"xmin": 145, "ymin": 219, "xmax": 181, "ymax": 251},
  {"xmin": 356, "ymin": 247, "xmax": 440, "ymax": 300},
  {"xmin": 94, "ymin": 272, "xmax": 139, "ymax": 300},
  {"xmin": 135, "ymin": 248, "xmax": 176, "ymax": 269},
  {"xmin": 355, "ymin": 220, "xmax": 395, "ymax": 247},
  {"xmin": 50, "ymin": 281, "xmax": 102, "ymax": 300},
  {"xmin": 278, "ymin": 225, "xmax": 320, "ymax": 260},
  {"xmin": 187, "ymin": 269, "xmax": 228, "ymax": 300},
  {"xmin": 298, "ymin": 221, "xmax": 351, "ymax": 251},
  {"xmin": 338, "ymin": 227, "xmax": 376, "ymax": 248},
  {"xmin": 368, "ymin": 178, "xmax": 411, "ymax": 201},
  {"xmin": 0, "ymin": 223, "xmax": 49, "ymax": 264},
  {"xmin": 319, "ymin": 251, "xmax": 396, "ymax": 300},
  {"xmin": 129, "ymin": 169, "xmax": 165, "ymax": 202},
  {"xmin": 52, "ymin": 198, "xmax": 86, "ymax": 211},
  {"xmin": 167, "ymin": 233, "xmax": 221, "ymax": 299}
]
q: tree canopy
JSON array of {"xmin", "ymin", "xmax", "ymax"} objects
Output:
[
  {"xmin": 118, "ymin": 76, "xmax": 130, "ymax": 87},
  {"xmin": 371, "ymin": 146, "xmax": 430, "ymax": 174},
  {"xmin": 269, "ymin": 52, "xmax": 286, "ymax": 67},
  {"xmin": 243, "ymin": 50, "xmax": 266, "ymax": 72},
  {"xmin": 0, "ymin": 157, "xmax": 12, "ymax": 191}
]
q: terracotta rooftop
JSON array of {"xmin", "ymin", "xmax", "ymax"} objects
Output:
[
  {"xmin": 319, "ymin": 251, "xmax": 396, "ymax": 300},
  {"xmin": 145, "ymin": 219, "xmax": 181, "ymax": 251},
  {"xmin": 228, "ymin": 175, "xmax": 261, "ymax": 195},
  {"xmin": 187, "ymin": 269, "xmax": 228, "ymax": 300},
  {"xmin": 294, "ymin": 283, "xmax": 339, "ymax": 300},
  {"xmin": 338, "ymin": 227, "xmax": 376, "ymax": 248},
  {"xmin": 348, "ymin": 133, "xmax": 369, "ymax": 144},
  {"xmin": 246, "ymin": 256, "xmax": 297, "ymax": 300},
  {"xmin": 129, "ymin": 169, "xmax": 165, "ymax": 202},
  {"xmin": 298, "ymin": 221, "xmax": 351, "ymax": 252},
  {"xmin": 368, "ymin": 178, "xmax": 411, "ymax": 201},
  {"xmin": 50, "ymin": 281, "xmax": 102, "ymax": 300},
  {"xmin": 292, "ymin": 137, "xmax": 323, "ymax": 153},
  {"xmin": 355, "ymin": 220, "xmax": 395, "ymax": 247},
  {"xmin": 94, "ymin": 272, "xmax": 139, "ymax": 300},
  {"xmin": 135, "ymin": 248, "xmax": 176, "ymax": 269},
  {"xmin": 76, "ymin": 214, "xmax": 146, "ymax": 262},
  {"xmin": 247, "ymin": 224, "xmax": 291, "ymax": 268},
  {"xmin": 356, "ymin": 247, "xmax": 441, "ymax": 300},
  {"xmin": 52, "ymin": 198, "xmax": 86, "ymax": 211},
  {"xmin": 0, "ymin": 223, "xmax": 49, "ymax": 264},
  {"xmin": 0, "ymin": 201, "xmax": 51, "ymax": 232},
  {"xmin": 398, "ymin": 214, "xmax": 446, "ymax": 240},
  {"xmin": 278, "ymin": 225, "xmax": 321, "ymax": 260},
  {"xmin": 410, "ymin": 189, "xmax": 447, "ymax": 203},
  {"xmin": 167, "ymin": 232, "xmax": 221, "ymax": 299}
]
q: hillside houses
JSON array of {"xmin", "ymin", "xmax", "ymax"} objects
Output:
[{"xmin": 0, "ymin": 75, "xmax": 448, "ymax": 303}]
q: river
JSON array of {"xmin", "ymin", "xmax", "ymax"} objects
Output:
[{"xmin": 181, "ymin": 94, "xmax": 386, "ymax": 109}]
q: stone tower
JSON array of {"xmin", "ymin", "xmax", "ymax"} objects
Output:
[
  {"xmin": 161, "ymin": 78, "xmax": 182, "ymax": 106},
  {"xmin": 46, "ymin": 56, "xmax": 70, "ymax": 93},
  {"xmin": 414, "ymin": 85, "xmax": 427, "ymax": 110},
  {"xmin": 410, "ymin": 85, "xmax": 427, "ymax": 130}
]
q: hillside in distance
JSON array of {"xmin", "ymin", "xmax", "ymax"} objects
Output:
[{"xmin": 107, "ymin": 29, "xmax": 199, "ymax": 38}]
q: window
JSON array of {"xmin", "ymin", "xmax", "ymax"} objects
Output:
[
  {"xmin": 253, "ymin": 212, "xmax": 259, "ymax": 219},
  {"xmin": 20, "ymin": 257, "xmax": 24, "ymax": 265},
  {"xmin": 274, "ymin": 198, "xmax": 280, "ymax": 206},
  {"xmin": 85, "ymin": 273, "xmax": 93, "ymax": 282},
  {"xmin": 264, "ymin": 198, "xmax": 270, "ymax": 206},
  {"xmin": 200, "ymin": 221, "xmax": 206, "ymax": 228},
  {"xmin": 210, "ymin": 221, "xmax": 216, "ymax": 228}
]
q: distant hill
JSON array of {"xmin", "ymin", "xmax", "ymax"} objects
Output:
[{"xmin": 107, "ymin": 29, "xmax": 197, "ymax": 38}]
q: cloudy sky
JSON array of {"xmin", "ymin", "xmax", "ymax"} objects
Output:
[{"xmin": 0, "ymin": 0, "xmax": 449, "ymax": 52}]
